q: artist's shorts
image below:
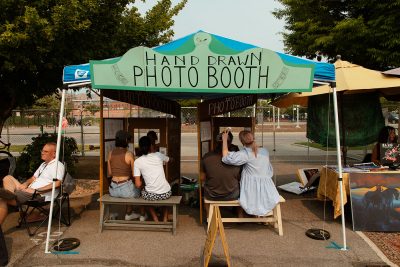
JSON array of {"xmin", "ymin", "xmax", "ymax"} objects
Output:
[
  {"xmin": 109, "ymin": 180, "xmax": 140, "ymax": 198},
  {"xmin": 141, "ymin": 189, "xmax": 171, "ymax": 201},
  {"xmin": 14, "ymin": 190, "xmax": 45, "ymax": 204}
]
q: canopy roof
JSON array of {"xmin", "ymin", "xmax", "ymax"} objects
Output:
[
  {"xmin": 382, "ymin": 67, "xmax": 400, "ymax": 77},
  {"xmin": 272, "ymin": 59, "xmax": 400, "ymax": 108},
  {"xmin": 63, "ymin": 31, "xmax": 335, "ymax": 100}
]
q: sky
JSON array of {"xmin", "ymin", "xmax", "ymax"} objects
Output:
[{"xmin": 136, "ymin": 0, "xmax": 286, "ymax": 52}]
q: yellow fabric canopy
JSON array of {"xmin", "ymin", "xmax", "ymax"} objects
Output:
[{"xmin": 272, "ymin": 59, "xmax": 400, "ymax": 108}]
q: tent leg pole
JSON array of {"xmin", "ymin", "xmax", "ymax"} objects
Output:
[
  {"xmin": 332, "ymin": 86, "xmax": 347, "ymax": 250},
  {"xmin": 45, "ymin": 88, "xmax": 66, "ymax": 253}
]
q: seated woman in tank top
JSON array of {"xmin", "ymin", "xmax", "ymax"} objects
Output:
[{"xmin": 107, "ymin": 130, "xmax": 141, "ymax": 221}]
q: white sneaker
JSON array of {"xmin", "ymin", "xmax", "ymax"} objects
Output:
[
  {"xmin": 109, "ymin": 212, "xmax": 118, "ymax": 220},
  {"xmin": 125, "ymin": 212, "xmax": 141, "ymax": 220},
  {"xmin": 139, "ymin": 214, "xmax": 148, "ymax": 222}
]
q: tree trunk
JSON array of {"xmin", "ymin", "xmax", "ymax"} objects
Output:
[{"xmin": 0, "ymin": 90, "xmax": 16, "ymax": 138}]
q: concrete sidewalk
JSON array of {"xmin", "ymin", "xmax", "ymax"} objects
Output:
[{"xmin": 1, "ymin": 156, "xmax": 394, "ymax": 267}]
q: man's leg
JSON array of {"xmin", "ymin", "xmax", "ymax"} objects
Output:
[
  {"xmin": 0, "ymin": 200, "xmax": 7, "ymax": 225},
  {"xmin": 0, "ymin": 175, "xmax": 20, "ymax": 206},
  {"xmin": 2, "ymin": 175, "xmax": 21, "ymax": 193}
]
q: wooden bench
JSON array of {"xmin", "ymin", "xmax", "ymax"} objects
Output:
[
  {"xmin": 204, "ymin": 195, "xmax": 285, "ymax": 236},
  {"xmin": 98, "ymin": 194, "xmax": 182, "ymax": 235}
]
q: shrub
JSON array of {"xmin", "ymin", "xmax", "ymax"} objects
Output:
[{"xmin": 15, "ymin": 133, "xmax": 78, "ymax": 180}]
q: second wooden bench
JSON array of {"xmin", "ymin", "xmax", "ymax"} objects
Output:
[{"xmin": 204, "ymin": 195, "xmax": 285, "ymax": 236}]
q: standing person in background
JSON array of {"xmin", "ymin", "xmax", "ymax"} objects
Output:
[
  {"xmin": 147, "ymin": 130, "xmax": 159, "ymax": 153},
  {"xmin": 221, "ymin": 130, "xmax": 280, "ymax": 216},
  {"xmin": 371, "ymin": 126, "xmax": 397, "ymax": 165},
  {"xmin": 107, "ymin": 130, "xmax": 141, "ymax": 221},
  {"xmin": 134, "ymin": 136, "xmax": 171, "ymax": 222}
]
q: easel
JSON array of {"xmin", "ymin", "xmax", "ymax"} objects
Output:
[{"xmin": 202, "ymin": 206, "xmax": 231, "ymax": 267}]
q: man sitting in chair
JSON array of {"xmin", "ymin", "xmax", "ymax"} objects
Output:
[{"xmin": 0, "ymin": 142, "xmax": 65, "ymax": 225}]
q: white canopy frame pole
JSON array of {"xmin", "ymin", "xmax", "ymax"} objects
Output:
[
  {"xmin": 332, "ymin": 83, "xmax": 347, "ymax": 250},
  {"xmin": 45, "ymin": 88, "xmax": 66, "ymax": 253}
]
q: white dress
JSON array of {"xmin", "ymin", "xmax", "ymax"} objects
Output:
[{"xmin": 222, "ymin": 147, "xmax": 280, "ymax": 216}]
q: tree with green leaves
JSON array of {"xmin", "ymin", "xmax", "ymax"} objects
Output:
[
  {"xmin": 273, "ymin": 0, "xmax": 400, "ymax": 69},
  {"xmin": 0, "ymin": 0, "xmax": 187, "ymax": 136}
]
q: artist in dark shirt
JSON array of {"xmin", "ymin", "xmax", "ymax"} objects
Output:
[{"xmin": 201, "ymin": 132, "xmax": 241, "ymax": 215}]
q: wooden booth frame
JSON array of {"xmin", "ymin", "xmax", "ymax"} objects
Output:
[{"xmin": 197, "ymin": 95, "xmax": 257, "ymax": 222}]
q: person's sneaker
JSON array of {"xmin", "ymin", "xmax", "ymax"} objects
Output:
[
  {"xmin": 0, "ymin": 188, "xmax": 16, "ymax": 200},
  {"xmin": 109, "ymin": 212, "xmax": 118, "ymax": 220},
  {"xmin": 139, "ymin": 214, "xmax": 148, "ymax": 222},
  {"xmin": 125, "ymin": 212, "xmax": 141, "ymax": 220}
]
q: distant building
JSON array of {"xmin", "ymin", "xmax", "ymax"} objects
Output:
[{"xmin": 68, "ymin": 92, "xmax": 139, "ymax": 118}]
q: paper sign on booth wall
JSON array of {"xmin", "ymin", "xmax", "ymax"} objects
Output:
[{"xmin": 200, "ymin": 121, "xmax": 211, "ymax": 141}]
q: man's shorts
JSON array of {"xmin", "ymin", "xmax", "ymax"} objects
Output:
[{"xmin": 14, "ymin": 190, "xmax": 45, "ymax": 204}]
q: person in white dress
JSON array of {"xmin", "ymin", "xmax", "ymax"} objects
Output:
[{"xmin": 221, "ymin": 130, "xmax": 280, "ymax": 216}]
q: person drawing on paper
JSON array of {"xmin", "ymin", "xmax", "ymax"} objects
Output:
[{"xmin": 201, "ymin": 131, "xmax": 242, "ymax": 216}]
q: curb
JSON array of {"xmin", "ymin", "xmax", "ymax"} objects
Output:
[{"xmin": 356, "ymin": 231, "xmax": 398, "ymax": 267}]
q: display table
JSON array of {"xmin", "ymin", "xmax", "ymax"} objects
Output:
[
  {"xmin": 317, "ymin": 167, "xmax": 350, "ymax": 219},
  {"xmin": 317, "ymin": 166, "xmax": 400, "ymax": 219}
]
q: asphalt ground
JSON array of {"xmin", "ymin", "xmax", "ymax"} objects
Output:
[{"xmin": 2, "ymin": 154, "xmax": 397, "ymax": 267}]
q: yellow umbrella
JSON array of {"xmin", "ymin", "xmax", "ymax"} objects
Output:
[
  {"xmin": 335, "ymin": 59, "xmax": 400, "ymax": 96},
  {"xmin": 270, "ymin": 85, "xmax": 331, "ymax": 108},
  {"xmin": 272, "ymin": 59, "xmax": 400, "ymax": 108}
]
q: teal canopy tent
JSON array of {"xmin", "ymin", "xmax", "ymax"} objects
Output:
[
  {"xmin": 63, "ymin": 31, "xmax": 335, "ymax": 99},
  {"xmin": 54, "ymin": 31, "xmax": 350, "ymax": 252}
]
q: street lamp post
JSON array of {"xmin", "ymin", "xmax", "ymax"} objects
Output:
[
  {"xmin": 277, "ymin": 108, "xmax": 280, "ymax": 128},
  {"xmin": 292, "ymin": 106, "xmax": 296, "ymax": 123}
]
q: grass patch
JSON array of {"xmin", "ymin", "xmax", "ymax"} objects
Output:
[
  {"xmin": 6, "ymin": 145, "xmax": 27, "ymax": 153},
  {"xmin": 7, "ymin": 145, "xmax": 100, "ymax": 153},
  {"xmin": 295, "ymin": 142, "xmax": 374, "ymax": 151}
]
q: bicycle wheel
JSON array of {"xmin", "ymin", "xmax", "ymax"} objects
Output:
[
  {"xmin": 0, "ymin": 151, "xmax": 12, "ymax": 161},
  {"xmin": 0, "ymin": 151, "xmax": 15, "ymax": 179}
]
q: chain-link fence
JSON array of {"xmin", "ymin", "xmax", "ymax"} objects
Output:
[{"xmin": 2, "ymin": 104, "xmax": 398, "ymax": 157}]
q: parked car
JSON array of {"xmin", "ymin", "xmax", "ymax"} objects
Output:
[{"xmin": 388, "ymin": 112, "xmax": 399, "ymax": 123}]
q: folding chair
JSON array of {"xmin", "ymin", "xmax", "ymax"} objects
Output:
[{"xmin": 17, "ymin": 171, "xmax": 71, "ymax": 236}]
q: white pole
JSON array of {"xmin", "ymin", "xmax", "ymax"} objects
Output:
[
  {"xmin": 272, "ymin": 106, "xmax": 276, "ymax": 152},
  {"xmin": 332, "ymin": 85, "xmax": 347, "ymax": 250},
  {"xmin": 277, "ymin": 108, "xmax": 280, "ymax": 128},
  {"xmin": 296, "ymin": 105, "xmax": 300, "ymax": 128},
  {"xmin": 45, "ymin": 89, "xmax": 66, "ymax": 253}
]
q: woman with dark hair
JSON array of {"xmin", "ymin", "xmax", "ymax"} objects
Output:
[
  {"xmin": 107, "ymin": 130, "xmax": 141, "ymax": 220},
  {"xmin": 371, "ymin": 126, "xmax": 397, "ymax": 165},
  {"xmin": 134, "ymin": 136, "xmax": 171, "ymax": 222},
  {"xmin": 221, "ymin": 130, "xmax": 280, "ymax": 216}
]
